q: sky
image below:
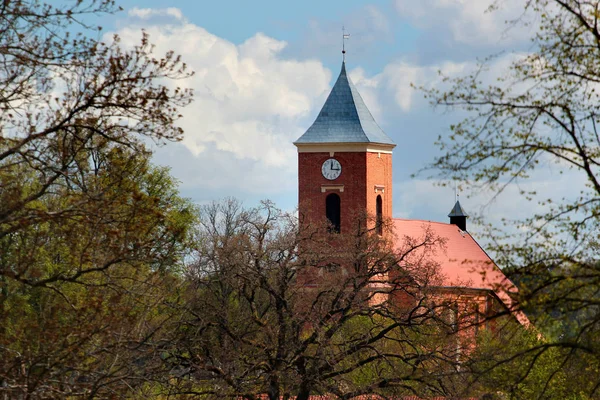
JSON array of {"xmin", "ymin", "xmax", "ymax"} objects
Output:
[{"xmin": 91, "ymin": 0, "xmax": 568, "ymax": 236}]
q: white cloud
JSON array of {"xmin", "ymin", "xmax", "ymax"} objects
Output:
[
  {"xmin": 395, "ymin": 166, "xmax": 588, "ymax": 241},
  {"xmin": 395, "ymin": 0, "xmax": 534, "ymax": 47},
  {"xmin": 348, "ymin": 67, "xmax": 384, "ymax": 122},
  {"xmin": 111, "ymin": 10, "xmax": 332, "ymax": 194},
  {"xmin": 345, "ymin": 60, "xmax": 468, "ymax": 113},
  {"xmin": 111, "ymin": 6, "xmax": 564, "ymax": 228},
  {"xmin": 363, "ymin": 5, "xmax": 390, "ymax": 34},
  {"xmin": 128, "ymin": 7, "xmax": 184, "ymax": 21},
  {"xmin": 345, "ymin": 52, "xmax": 527, "ymax": 114},
  {"xmin": 383, "ymin": 62, "xmax": 428, "ymax": 112}
]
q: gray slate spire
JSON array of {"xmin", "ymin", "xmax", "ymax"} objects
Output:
[{"xmin": 295, "ymin": 62, "xmax": 395, "ymax": 145}]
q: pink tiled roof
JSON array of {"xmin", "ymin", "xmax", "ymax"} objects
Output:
[{"xmin": 393, "ymin": 219, "xmax": 529, "ymax": 326}]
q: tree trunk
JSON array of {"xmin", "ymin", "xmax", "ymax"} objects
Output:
[
  {"xmin": 295, "ymin": 382, "xmax": 311, "ymax": 400},
  {"xmin": 268, "ymin": 376, "xmax": 280, "ymax": 400}
]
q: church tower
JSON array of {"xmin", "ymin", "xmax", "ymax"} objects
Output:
[{"xmin": 294, "ymin": 62, "xmax": 395, "ymax": 234}]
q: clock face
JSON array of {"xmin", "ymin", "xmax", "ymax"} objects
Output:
[{"xmin": 321, "ymin": 158, "xmax": 342, "ymax": 180}]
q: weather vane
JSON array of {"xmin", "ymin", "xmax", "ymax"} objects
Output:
[{"xmin": 342, "ymin": 26, "xmax": 350, "ymax": 62}]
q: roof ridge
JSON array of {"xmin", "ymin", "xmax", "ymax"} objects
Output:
[{"xmin": 393, "ymin": 218, "xmax": 458, "ymax": 227}]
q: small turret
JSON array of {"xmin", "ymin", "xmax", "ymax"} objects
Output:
[{"xmin": 448, "ymin": 200, "xmax": 468, "ymax": 231}]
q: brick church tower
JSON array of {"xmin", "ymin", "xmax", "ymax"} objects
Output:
[
  {"xmin": 294, "ymin": 62, "xmax": 396, "ymax": 233},
  {"xmin": 293, "ymin": 60, "xmax": 530, "ymax": 332}
]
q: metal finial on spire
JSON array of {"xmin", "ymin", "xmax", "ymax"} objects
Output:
[
  {"xmin": 454, "ymin": 182, "xmax": 458, "ymax": 202},
  {"xmin": 342, "ymin": 26, "xmax": 350, "ymax": 62}
]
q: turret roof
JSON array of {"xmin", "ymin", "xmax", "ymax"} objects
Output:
[
  {"xmin": 448, "ymin": 200, "xmax": 468, "ymax": 218},
  {"xmin": 294, "ymin": 62, "xmax": 395, "ymax": 146}
]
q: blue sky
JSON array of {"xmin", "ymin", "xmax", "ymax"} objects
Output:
[{"xmin": 93, "ymin": 0, "xmax": 570, "ymax": 234}]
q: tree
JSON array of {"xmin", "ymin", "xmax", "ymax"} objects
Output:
[
  {"xmin": 0, "ymin": 1, "xmax": 194, "ymax": 397},
  {"xmin": 466, "ymin": 322, "xmax": 598, "ymax": 399},
  {"xmin": 0, "ymin": 148, "xmax": 196, "ymax": 398},
  {"xmin": 423, "ymin": 0, "xmax": 600, "ymax": 397},
  {"xmin": 0, "ymin": 0, "xmax": 192, "ymax": 284},
  {"xmin": 162, "ymin": 199, "xmax": 476, "ymax": 400}
]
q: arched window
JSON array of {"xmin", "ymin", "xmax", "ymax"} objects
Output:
[
  {"xmin": 376, "ymin": 195, "xmax": 383, "ymax": 235},
  {"xmin": 326, "ymin": 193, "xmax": 341, "ymax": 233}
]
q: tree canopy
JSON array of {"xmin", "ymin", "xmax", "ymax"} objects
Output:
[
  {"xmin": 163, "ymin": 199, "xmax": 471, "ymax": 400},
  {"xmin": 424, "ymin": 0, "xmax": 600, "ymax": 397},
  {"xmin": 5, "ymin": 0, "xmax": 600, "ymax": 398},
  {"xmin": 0, "ymin": 1, "xmax": 195, "ymax": 397}
]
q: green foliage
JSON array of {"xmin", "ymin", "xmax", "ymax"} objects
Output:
[
  {"xmin": 0, "ymin": 1, "xmax": 194, "ymax": 397},
  {"xmin": 470, "ymin": 325, "xmax": 599, "ymax": 399},
  {"xmin": 0, "ymin": 148, "xmax": 196, "ymax": 397}
]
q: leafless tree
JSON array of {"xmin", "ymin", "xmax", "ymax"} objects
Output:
[{"xmin": 163, "ymin": 199, "xmax": 473, "ymax": 400}]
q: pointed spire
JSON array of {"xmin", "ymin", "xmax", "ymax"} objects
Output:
[
  {"xmin": 448, "ymin": 200, "xmax": 468, "ymax": 231},
  {"xmin": 294, "ymin": 62, "xmax": 395, "ymax": 146}
]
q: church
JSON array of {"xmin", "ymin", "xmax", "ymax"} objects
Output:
[{"xmin": 293, "ymin": 61, "xmax": 528, "ymax": 334}]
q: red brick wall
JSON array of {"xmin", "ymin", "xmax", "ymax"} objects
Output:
[
  {"xmin": 298, "ymin": 151, "xmax": 393, "ymax": 234},
  {"xmin": 366, "ymin": 152, "xmax": 393, "ymax": 224}
]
